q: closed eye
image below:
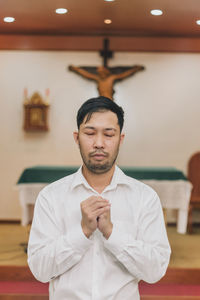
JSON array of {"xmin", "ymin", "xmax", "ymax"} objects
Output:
[{"xmin": 105, "ymin": 134, "xmax": 114, "ymax": 137}]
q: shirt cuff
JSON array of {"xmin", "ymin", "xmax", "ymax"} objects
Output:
[
  {"xmin": 103, "ymin": 222, "xmax": 130, "ymax": 257},
  {"xmin": 66, "ymin": 223, "xmax": 93, "ymax": 254}
]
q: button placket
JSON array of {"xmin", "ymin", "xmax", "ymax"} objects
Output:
[{"xmin": 91, "ymin": 232, "xmax": 101, "ymax": 299}]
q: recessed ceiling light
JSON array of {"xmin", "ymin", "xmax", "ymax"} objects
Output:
[
  {"xmin": 4, "ymin": 17, "xmax": 15, "ymax": 23},
  {"xmin": 104, "ymin": 0, "xmax": 115, "ymax": 2},
  {"xmin": 196, "ymin": 20, "xmax": 200, "ymax": 25},
  {"xmin": 150, "ymin": 9, "xmax": 163, "ymax": 16},
  {"xmin": 104, "ymin": 19, "xmax": 112, "ymax": 24},
  {"xmin": 55, "ymin": 8, "xmax": 68, "ymax": 14}
]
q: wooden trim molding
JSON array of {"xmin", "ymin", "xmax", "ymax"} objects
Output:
[
  {"xmin": 0, "ymin": 295, "xmax": 198, "ymax": 300},
  {"xmin": 0, "ymin": 266, "xmax": 34, "ymax": 281},
  {"xmin": 141, "ymin": 297, "xmax": 200, "ymax": 300},
  {"xmin": 0, "ymin": 296, "xmax": 48, "ymax": 300},
  {"xmin": 0, "ymin": 220, "xmax": 20, "ymax": 224},
  {"xmin": 1, "ymin": 34, "xmax": 200, "ymax": 52},
  {"xmin": 159, "ymin": 268, "xmax": 200, "ymax": 285}
]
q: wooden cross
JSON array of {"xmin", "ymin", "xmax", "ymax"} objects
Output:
[{"xmin": 99, "ymin": 39, "xmax": 113, "ymax": 68}]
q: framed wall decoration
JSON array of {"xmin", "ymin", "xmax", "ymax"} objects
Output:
[{"xmin": 23, "ymin": 90, "xmax": 50, "ymax": 132}]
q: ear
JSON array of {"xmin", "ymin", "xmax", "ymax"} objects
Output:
[
  {"xmin": 120, "ymin": 133, "xmax": 125, "ymax": 145},
  {"xmin": 73, "ymin": 131, "xmax": 79, "ymax": 145}
]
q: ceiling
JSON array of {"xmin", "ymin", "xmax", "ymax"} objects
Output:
[{"xmin": 1, "ymin": 0, "xmax": 200, "ymax": 37}]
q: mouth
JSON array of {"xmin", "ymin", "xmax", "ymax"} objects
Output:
[
  {"xmin": 90, "ymin": 152, "xmax": 107, "ymax": 160},
  {"xmin": 92, "ymin": 154, "xmax": 106, "ymax": 160}
]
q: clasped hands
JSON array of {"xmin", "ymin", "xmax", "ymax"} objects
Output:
[{"xmin": 81, "ymin": 196, "xmax": 113, "ymax": 240}]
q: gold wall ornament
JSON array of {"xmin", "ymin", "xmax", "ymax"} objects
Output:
[{"xmin": 23, "ymin": 89, "xmax": 50, "ymax": 132}]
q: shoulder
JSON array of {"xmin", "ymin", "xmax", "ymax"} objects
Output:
[
  {"xmin": 118, "ymin": 167, "xmax": 155, "ymax": 192},
  {"xmin": 126, "ymin": 174, "xmax": 157, "ymax": 196},
  {"xmin": 127, "ymin": 176, "xmax": 161, "ymax": 213},
  {"xmin": 118, "ymin": 167, "xmax": 160, "ymax": 206},
  {"xmin": 39, "ymin": 172, "xmax": 75, "ymax": 197}
]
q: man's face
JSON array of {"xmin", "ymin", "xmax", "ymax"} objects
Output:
[{"xmin": 74, "ymin": 110, "xmax": 124, "ymax": 174}]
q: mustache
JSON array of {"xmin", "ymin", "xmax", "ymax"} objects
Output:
[{"xmin": 89, "ymin": 151, "xmax": 108, "ymax": 157}]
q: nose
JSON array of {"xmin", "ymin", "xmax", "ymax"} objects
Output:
[{"xmin": 93, "ymin": 133, "xmax": 105, "ymax": 149}]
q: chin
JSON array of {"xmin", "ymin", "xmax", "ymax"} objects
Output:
[{"xmin": 87, "ymin": 163, "xmax": 112, "ymax": 174}]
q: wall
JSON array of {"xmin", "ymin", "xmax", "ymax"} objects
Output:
[{"xmin": 0, "ymin": 50, "xmax": 200, "ymax": 220}]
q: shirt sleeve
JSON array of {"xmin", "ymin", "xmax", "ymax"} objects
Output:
[
  {"xmin": 27, "ymin": 191, "xmax": 92, "ymax": 283},
  {"xmin": 103, "ymin": 191, "xmax": 171, "ymax": 283}
]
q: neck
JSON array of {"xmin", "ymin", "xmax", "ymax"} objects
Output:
[{"xmin": 82, "ymin": 164, "xmax": 115, "ymax": 194}]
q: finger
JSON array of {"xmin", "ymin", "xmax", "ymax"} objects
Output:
[
  {"xmin": 82, "ymin": 196, "xmax": 104, "ymax": 207},
  {"xmin": 81, "ymin": 197, "xmax": 98, "ymax": 210},
  {"xmin": 90, "ymin": 201, "xmax": 111, "ymax": 212},
  {"xmin": 96, "ymin": 197, "xmax": 109, "ymax": 203},
  {"xmin": 82, "ymin": 202, "xmax": 110, "ymax": 218},
  {"xmin": 81, "ymin": 197, "xmax": 110, "ymax": 216},
  {"xmin": 99, "ymin": 197, "xmax": 109, "ymax": 202},
  {"xmin": 89, "ymin": 197, "xmax": 109, "ymax": 208},
  {"xmin": 83, "ymin": 197, "xmax": 109, "ymax": 209},
  {"xmin": 86, "ymin": 196, "xmax": 109, "ymax": 203},
  {"xmin": 95, "ymin": 205, "xmax": 111, "ymax": 217}
]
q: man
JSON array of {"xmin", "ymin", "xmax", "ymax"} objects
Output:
[{"xmin": 28, "ymin": 96, "xmax": 171, "ymax": 300}]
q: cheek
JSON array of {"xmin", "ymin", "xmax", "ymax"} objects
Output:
[
  {"xmin": 79, "ymin": 136, "xmax": 93, "ymax": 149},
  {"xmin": 106, "ymin": 139, "xmax": 120, "ymax": 151}
]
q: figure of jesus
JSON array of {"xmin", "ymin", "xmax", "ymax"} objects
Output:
[{"xmin": 69, "ymin": 65, "xmax": 144, "ymax": 100}]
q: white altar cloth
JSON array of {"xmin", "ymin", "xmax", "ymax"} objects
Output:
[{"xmin": 17, "ymin": 179, "xmax": 192, "ymax": 234}]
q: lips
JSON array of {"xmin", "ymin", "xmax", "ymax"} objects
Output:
[
  {"xmin": 92, "ymin": 154, "xmax": 106, "ymax": 159},
  {"xmin": 90, "ymin": 152, "xmax": 107, "ymax": 159}
]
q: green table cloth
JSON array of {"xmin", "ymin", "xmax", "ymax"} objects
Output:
[{"xmin": 17, "ymin": 165, "xmax": 187, "ymax": 184}]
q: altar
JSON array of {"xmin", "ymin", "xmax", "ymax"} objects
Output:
[{"xmin": 17, "ymin": 166, "xmax": 192, "ymax": 234}]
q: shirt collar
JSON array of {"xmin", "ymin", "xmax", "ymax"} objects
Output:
[{"xmin": 70, "ymin": 165, "xmax": 130, "ymax": 192}]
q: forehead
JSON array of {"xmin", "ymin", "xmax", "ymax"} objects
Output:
[{"xmin": 82, "ymin": 111, "xmax": 119, "ymax": 129}]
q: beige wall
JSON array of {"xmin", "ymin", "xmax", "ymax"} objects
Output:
[{"xmin": 0, "ymin": 50, "xmax": 200, "ymax": 220}]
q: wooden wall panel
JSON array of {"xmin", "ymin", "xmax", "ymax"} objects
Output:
[{"xmin": 1, "ymin": 35, "xmax": 200, "ymax": 52}]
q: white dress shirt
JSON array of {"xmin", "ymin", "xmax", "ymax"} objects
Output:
[{"xmin": 28, "ymin": 165, "xmax": 171, "ymax": 300}]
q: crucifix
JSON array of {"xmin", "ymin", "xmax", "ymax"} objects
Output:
[
  {"xmin": 100, "ymin": 38, "xmax": 113, "ymax": 68},
  {"xmin": 68, "ymin": 38, "xmax": 145, "ymax": 100}
]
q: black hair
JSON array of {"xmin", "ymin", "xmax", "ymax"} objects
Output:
[{"xmin": 77, "ymin": 96, "xmax": 124, "ymax": 132}]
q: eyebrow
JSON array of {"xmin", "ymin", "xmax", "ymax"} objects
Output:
[
  {"xmin": 104, "ymin": 128, "xmax": 117, "ymax": 132},
  {"xmin": 83, "ymin": 126, "xmax": 95, "ymax": 130},
  {"xmin": 83, "ymin": 126, "xmax": 117, "ymax": 132}
]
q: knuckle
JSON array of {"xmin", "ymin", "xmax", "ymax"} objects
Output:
[
  {"xmin": 88, "ymin": 215, "xmax": 93, "ymax": 222},
  {"xmin": 85, "ymin": 211, "xmax": 92, "ymax": 219}
]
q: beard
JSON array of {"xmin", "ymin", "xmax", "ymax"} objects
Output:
[{"xmin": 78, "ymin": 143, "xmax": 120, "ymax": 174}]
